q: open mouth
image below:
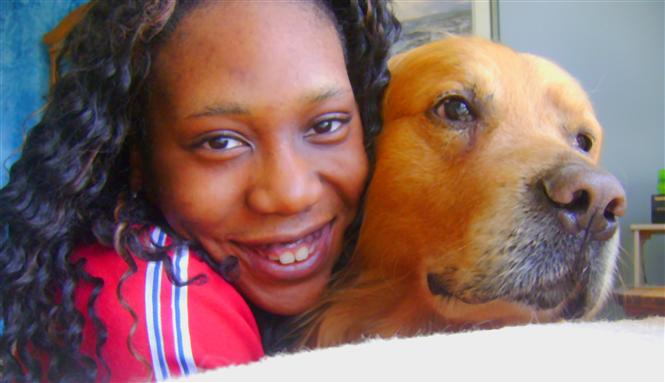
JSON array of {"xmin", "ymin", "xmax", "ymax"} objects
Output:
[
  {"xmin": 252, "ymin": 223, "xmax": 328, "ymax": 265},
  {"xmin": 233, "ymin": 219, "xmax": 336, "ymax": 281}
]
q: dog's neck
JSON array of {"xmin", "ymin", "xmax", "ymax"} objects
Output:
[{"xmin": 306, "ymin": 244, "xmax": 442, "ymax": 347}]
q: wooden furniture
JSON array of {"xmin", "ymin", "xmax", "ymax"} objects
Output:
[
  {"xmin": 630, "ymin": 223, "xmax": 665, "ymax": 287},
  {"xmin": 42, "ymin": 3, "xmax": 91, "ymax": 85},
  {"xmin": 615, "ymin": 224, "xmax": 665, "ymax": 317},
  {"xmin": 615, "ymin": 286, "xmax": 665, "ymax": 317}
]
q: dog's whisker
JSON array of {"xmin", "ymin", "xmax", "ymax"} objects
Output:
[
  {"xmin": 617, "ymin": 244, "xmax": 631, "ymax": 259},
  {"xmin": 579, "ymin": 210, "xmax": 597, "ymax": 254},
  {"xmin": 590, "ymin": 70, "xmax": 609, "ymax": 94},
  {"xmin": 614, "ymin": 246, "xmax": 629, "ymax": 289},
  {"xmin": 529, "ymin": 311, "xmax": 540, "ymax": 325}
]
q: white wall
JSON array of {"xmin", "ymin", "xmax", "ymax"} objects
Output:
[{"xmin": 498, "ymin": 0, "xmax": 665, "ymax": 287}]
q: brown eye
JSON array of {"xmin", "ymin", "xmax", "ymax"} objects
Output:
[
  {"xmin": 434, "ymin": 96, "xmax": 476, "ymax": 123},
  {"xmin": 198, "ymin": 134, "xmax": 246, "ymax": 151},
  {"xmin": 576, "ymin": 133, "xmax": 593, "ymax": 152},
  {"xmin": 311, "ymin": 119, "xmax": 343, "ymax": 135},
  {"xmin": 304, "ymin": 114, "xmax": 351, "ymax": 143}
]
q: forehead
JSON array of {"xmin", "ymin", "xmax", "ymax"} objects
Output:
[
  {"xmin": 520, "ymin": 53, "xmax": 592, "ymax": 107},
  {"xmin": 148, "ymin": 1, "xmax": 348, "ymax": 116},
  {"xmin": 385, "ymin": 38, "xmax": 599, "ymax": 133},
  {"xmin": 163, "ymin": 1, "xmax": 333, "ymax": 50}
]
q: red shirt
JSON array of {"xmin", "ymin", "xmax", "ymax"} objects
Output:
[{"xmin": 73, "ymin": 227, "xmax": 264, "ymax": 381}]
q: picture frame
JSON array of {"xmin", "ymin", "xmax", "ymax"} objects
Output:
[{"xmin": 391, "ymin": 0, "xmax": 499, "ymax": 54}]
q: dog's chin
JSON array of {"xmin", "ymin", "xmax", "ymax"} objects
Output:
[
  {"xmin": 427, "ymin": 272, "xmax": 589, "ymax": 328},
  {"xmin": 500, "ymin": 260, "xmax": 591, "ymax": 314},
  {"xmin": 513, "ymin": 278, "xmax": 590, "ymax": 320}
]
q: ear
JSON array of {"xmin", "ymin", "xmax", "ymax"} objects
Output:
[
  {"xmin": 129, "ymin": 146, "xmax": 143, "ymax": 194},
  {"xmin": 387, "ymin": 50, "xmax": 408, "ymax": 71}
]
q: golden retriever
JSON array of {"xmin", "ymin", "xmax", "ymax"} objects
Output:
[{"xmin": 298, "ymin": 36, "xmax": 627, "ymax": 348}]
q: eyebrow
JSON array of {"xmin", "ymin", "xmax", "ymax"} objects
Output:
[
  {"xmin": 187, "ymin": 86, "xmax": 350, "ymax": 119},
  {"xmin": 188, "ymin": 103, "xmax": 250, "ymax": 119},
  {"xmin": 301, "ymin": 87, "xmax": 348, "ymax": 104}
]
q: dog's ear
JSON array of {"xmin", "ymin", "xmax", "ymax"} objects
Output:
[{"xmin": 388, "ymin": 51, "xmax": 409, "ymax": 71}]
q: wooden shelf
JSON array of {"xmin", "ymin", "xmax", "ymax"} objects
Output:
[
  {"xmin": 615, "ymin": 286, "xmax": 665, "ymax": 317},
  {"xmin": 629, "ymin": 223, "xmax": 665, "ymax": 231},
  {"xmin": 629, "ymin": 224, "xmax": 665, "ymax": 288}
]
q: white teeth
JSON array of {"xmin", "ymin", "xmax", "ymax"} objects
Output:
[
  {"xmin": 295, "ymin": 246, "xmax": 309, "ymax": 261},
  {"xmin": 279, "ymin": 251, "xmax": 295, "ymax": 265},
  {"xmin": 272, "ymin": 245, "xmax": 312, "ymax": 265}
]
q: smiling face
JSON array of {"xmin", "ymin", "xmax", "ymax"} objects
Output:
[{"xmin": 139, "ymin": 1, "xmax": 368, "ymax": 315}]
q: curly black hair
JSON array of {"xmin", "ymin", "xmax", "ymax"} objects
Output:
[{"xmin": 0, "ymin": 0, "xmax": 399, "ymax": 381}]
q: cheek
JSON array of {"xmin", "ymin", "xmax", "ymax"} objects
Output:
[
  {"xmin": 145, "ymin": 151, "xmax": 246, "ymax": 238},
  {"xmin": 334, "ymin": 122, "xmax": 369, "ymax": 207}
]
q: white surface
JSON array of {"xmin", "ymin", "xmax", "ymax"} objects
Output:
[{"xmin": 176, "ymin": 318, "xmax": 665, "ymax": 381}]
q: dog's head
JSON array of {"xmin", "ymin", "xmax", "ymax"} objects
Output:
[{"xmin": 357, "ymin": 36, "xmax": 626, "ymax": 328}]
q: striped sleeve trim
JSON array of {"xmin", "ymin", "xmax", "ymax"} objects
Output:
[
  {"xmin": 144, "ymin": 226, "xmax": 199, "ymax": 380},
  {"xmin": 171, "ymin": 245, "xmax": 198, "ymax": 375},
  {"xmin": 145, "ymin": 228, "xmax": 169, "ymax": 381}
]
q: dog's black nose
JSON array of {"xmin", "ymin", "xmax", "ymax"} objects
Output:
[{"xmin": 543, "ymin": 163, "xmax": 626, "ymax": 241}]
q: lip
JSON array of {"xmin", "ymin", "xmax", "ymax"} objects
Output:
[
  {"xmin": 232, "ymin": 219, "xmax": 336, "ymax": 281},
  {"xmin": 233, "ymin": 219, "xmax": 331, "ymax": 248}
]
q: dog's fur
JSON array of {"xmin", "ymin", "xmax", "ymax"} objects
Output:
[{"xmin": 299, "ymin": 36, "xmax": 626, "ymax": 348}]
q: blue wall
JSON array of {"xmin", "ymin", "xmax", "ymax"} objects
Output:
[
  {"xmin": 499, "ymin": 1, "xmax": 665, "ymax": 287},
  {"xmin": 0, "ymin": 0, "xmax": 87, "ymax": 186}
]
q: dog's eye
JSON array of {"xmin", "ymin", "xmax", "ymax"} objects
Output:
[
  {"xmin": 576, "ymin": 133, "xmax": 593, "ymax": 152},
  {"xmin": 434, "ymin": 96, "xmax": 476, "ymax": 123}
]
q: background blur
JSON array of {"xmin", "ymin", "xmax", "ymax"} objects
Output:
[{"xmin": 1, "ymin": 0, "xmax": 663, "ymax": 303}]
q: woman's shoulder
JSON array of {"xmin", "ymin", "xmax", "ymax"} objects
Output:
[
  {"xmin": 72, "ymin": 240, "xmax": 264, "ymax": 380},
  {"xmin": 70, "ymin": 240, "xmax": 255, "ymax": 316},
  {"xmin": 71, "ymin": 242, "xmax": 129, "ymax": 279},
  {"xmin": 71, "ymin": 240, "xmax": 259, "ymax": 328}
]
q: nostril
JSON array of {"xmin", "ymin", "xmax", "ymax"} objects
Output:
[
  {"xmin": 562, "ymin": 190, "xmax": 590, "ymax": 213},
  {"xmin": 604, "ymin": 197, "xmax": 626, "ymax": 220},
  {"xmin": 604, "ymin": 202, "xmax": 617, "ymax": 222},
  {"xmin": 603, "ymin": 210, "xmax": 615, "ymax": 222}
]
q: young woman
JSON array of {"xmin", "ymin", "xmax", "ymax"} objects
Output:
[{"xmin": 0, "ymin": 0, "xmax": 399, "ymax": 381}]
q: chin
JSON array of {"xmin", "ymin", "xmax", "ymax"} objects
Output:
[{"xmin": 236, "ymin": 266, "xmax": 334, "ymax": 317}]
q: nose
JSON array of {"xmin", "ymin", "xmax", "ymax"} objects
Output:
[
  {"xmin": 542, "ymin": 162, "xmax": 626, "ymax": 241},
  {"xmin": 246, "ymin": 148, "xmax": 323, "ymax": 215}
]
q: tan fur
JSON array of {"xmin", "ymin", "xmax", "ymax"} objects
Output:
[{"xmin": 299, "ymin": 37, "xmax": 620, "ymax": 348}]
